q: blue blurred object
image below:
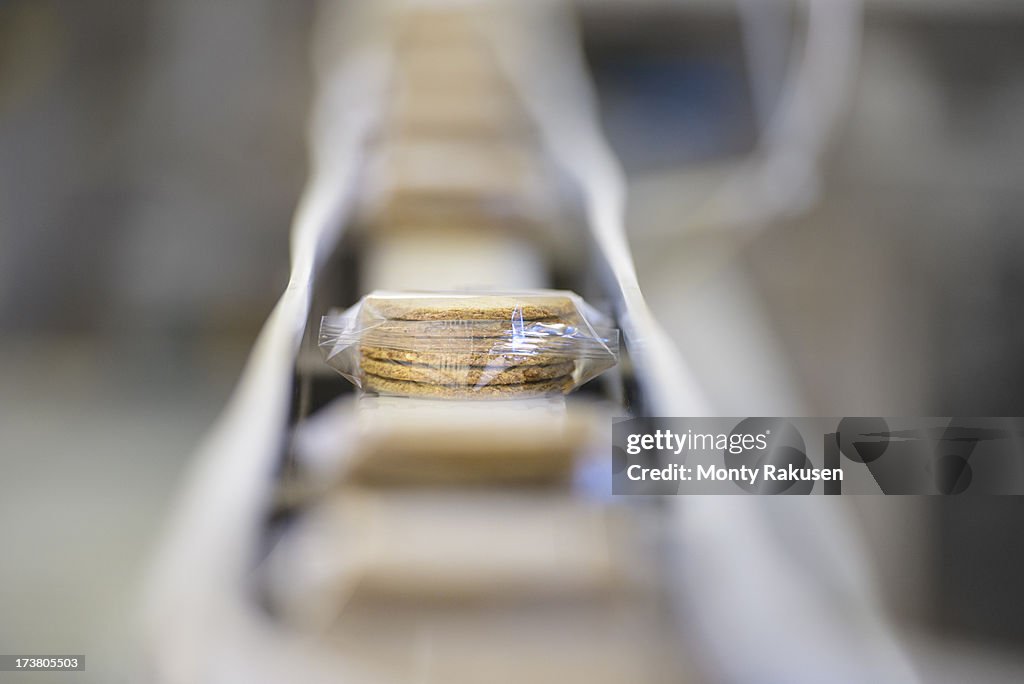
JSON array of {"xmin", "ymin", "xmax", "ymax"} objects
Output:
[{"xmin": 588, "ymin": 54, "xmax": 756, "ymax": 170}]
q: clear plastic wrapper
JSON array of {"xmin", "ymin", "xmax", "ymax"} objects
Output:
[{"xmin": 319, "ymin": 290, "xmax": 618, "ymax": 399}]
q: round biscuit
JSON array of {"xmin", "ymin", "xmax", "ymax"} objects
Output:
[
  {"xmin": 361, "ymin": 357, "xmax": 575, "ymax": 386},
  {"xmin": 360, "ymin": 319, "xmax": 582, "ymax": 341},
  {"xmin": 361, "ymin": 345, "xmax": 565, "ymax": 368},
  {"xmin": 362, "ymin": 374, "xmax": 572, "ymax": 399},
  {"xmin": 366, "ymin": 294, "xmax": 577, "ymax": 321}
]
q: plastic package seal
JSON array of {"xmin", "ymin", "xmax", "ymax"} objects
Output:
[{"xmin": 319, "ymin": 290, "xmax": 618, "ymax": 399}]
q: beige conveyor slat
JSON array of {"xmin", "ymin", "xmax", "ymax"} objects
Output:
[
  {"xmin": 360, "ymin": 138, "xmax": 553, "ymax": 223},
  {"xmin": 384, "ymin": 37, "xmax": 530, "ymax": 137},
  {"xmin": 360, "ymin": 228, "xmax": 547, "ymax": 291},
  {"xmin": 386, "ymin": 79, "xmax": 528, "ymax": 138},
  {"xmin": 291, "ymin": 395, "xmax": 589, "ymax": 487},
  {"xmin": 265, "ymin": 491, "xmax": 637, "ymax": 617},
  {"xmin": 328, "ymin": 594, "xmax": 682, "ymax": 684}
]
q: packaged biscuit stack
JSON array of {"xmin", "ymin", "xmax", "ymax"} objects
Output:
[{"xmin": 319, "ymin": 290, "xmax": 619, "ymax": 399}]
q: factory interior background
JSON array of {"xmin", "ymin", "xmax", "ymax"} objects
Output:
[{"xmin": 1, "ymin": 0, "xmax": 1024, "ymax": 681}]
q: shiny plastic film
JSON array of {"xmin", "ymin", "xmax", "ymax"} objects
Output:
[{"xmin": 319, "ymin": 290, "xmax": 618, "ymax": 399}]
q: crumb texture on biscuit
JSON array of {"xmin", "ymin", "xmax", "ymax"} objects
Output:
[
  {"xmin": 363, "ymin": 374, "xmax": 572, "ymax": 399},
  {"xmin": 361, "ymin": 357, "xmax": 574, "ymax": 386},
  {"xmin": 365, "ymin": 292, "xmax": 577, "ymax": 321},
  {"xmin": 361, "ymin": 345, "xmax": 567, "ymax": 367},
  {"xmin": 361, "ymin": 319, "xmax": 578, "ymax": 340}
]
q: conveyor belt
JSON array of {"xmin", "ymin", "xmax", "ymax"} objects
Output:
[{"xmin": 142, "ymin": 2, "xmax": 916, "ymax": 683}]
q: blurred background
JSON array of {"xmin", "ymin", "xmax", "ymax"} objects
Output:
[{"xmin": 1, "ymin": 0, "xmax": 1024, "ymax": 681}]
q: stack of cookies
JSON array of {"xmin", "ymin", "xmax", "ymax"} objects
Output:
[{"xmin": 321, "ymin": 291, "xmax": 617, "ymax": 399}]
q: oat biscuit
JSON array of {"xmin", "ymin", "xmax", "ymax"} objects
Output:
[
  {"xmin": 361, "ymin": 345, "xmax": 564, "ymax": 368},
  {"xmin": 362, "ymin": 319, "xmax": 576, "ymax": 340},
  {"xmin": 368, "ymin": 294, "xmax": 577, "ymax": 321},
  {"xmin": 362, "ymin": 374, "xmax": 572, "ymax": 399},
  {"xmin": 361, "ymin": 357, "xmax": 574, "ymax": 386}
]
